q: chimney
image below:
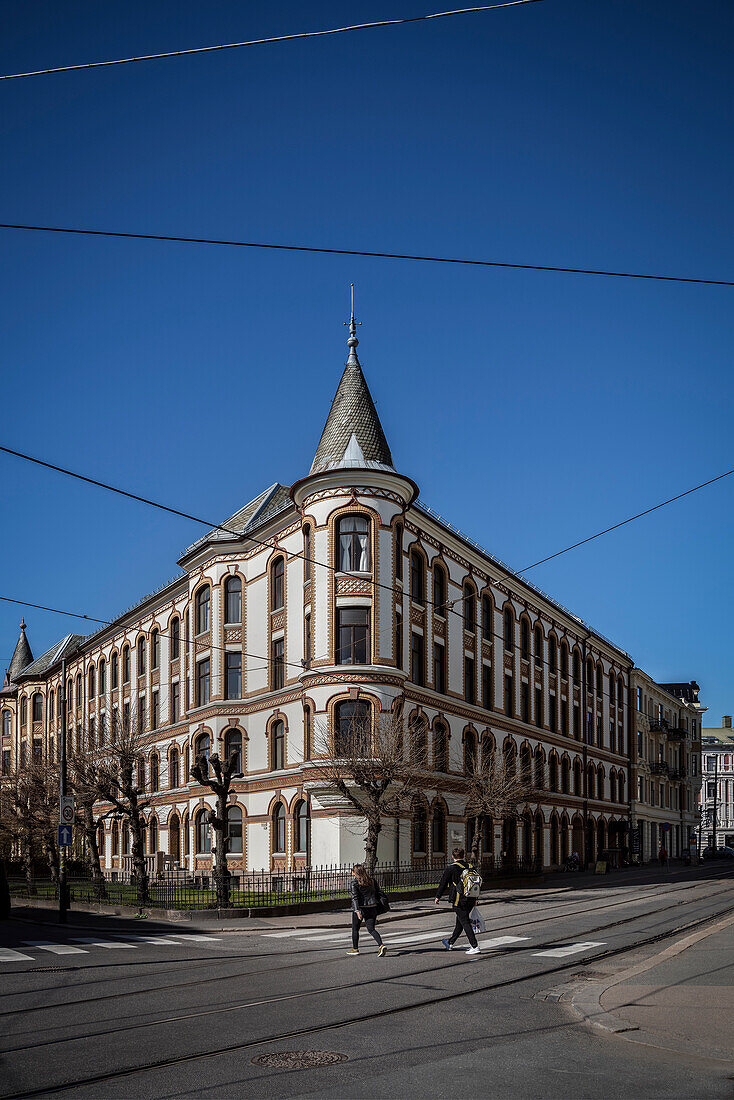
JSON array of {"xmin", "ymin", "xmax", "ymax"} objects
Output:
[{"xmin": 723, "ymin": 716, "xmax": 732, "ymax": 729}]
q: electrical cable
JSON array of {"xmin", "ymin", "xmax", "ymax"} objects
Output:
[
  {"xmin": 1, "ymin": 223, "xmax": 731, "ymax": 287},
  {"xmin": 0, "ymin": 3, "xmax": 544, "ymax": 82}
]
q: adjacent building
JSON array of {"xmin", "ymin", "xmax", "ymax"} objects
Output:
[
  {"xmin": 0, "ymin": 315, "xmax": 705, "ymax": 874},
  {"xmin": 700, "ymin": 716, "xmax": 734, "ymax": 849}
]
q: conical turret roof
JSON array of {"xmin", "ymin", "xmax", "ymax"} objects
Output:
[
  {"xmin": 310, "ymin": 319, "xmax": 394, "ymax": 475},
  {"xmin": 8, "ymin": 620, "xmax": 33, "ymax": 682}
]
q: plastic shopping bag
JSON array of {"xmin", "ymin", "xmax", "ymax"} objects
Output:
[{"xmin": 469, "ymin": 906, "xmax": 486, "ymax": 934}]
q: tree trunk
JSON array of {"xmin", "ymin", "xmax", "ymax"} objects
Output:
[
  {"xmin": 364, "ymin": 813, "xmax": 382, "ymax": 874},
  {"xmin": 82, "ymin": 804, "xmax": 107, "ymax": 900},
  {"xmin": 130, "ymin": 812, "xmax": 149, "ymax": 906},
  {"xmin": 212, "ymin": 792, "xmax": 230, "ymax": 909},
  {"xmin": 22, "ymin": 824, "xmax": 35, "ymax": 895},
  {"xmin": 42, "ymin": 831, "xmax": 60, "ymax": 885},
  {"xmin": 470, "ymin": 815, "xmax": 482, "ymax": 866}
]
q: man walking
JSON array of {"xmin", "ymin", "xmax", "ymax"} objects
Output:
[{"xmin": 434, "ymin": 847, "xmax": 481, "ymax": 955}]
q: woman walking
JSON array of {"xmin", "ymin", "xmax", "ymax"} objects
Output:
[{"xmin": 347, "ymin": 864, "xmax": 387, "ymax": 957}]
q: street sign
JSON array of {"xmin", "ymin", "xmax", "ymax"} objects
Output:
[
  {"xmin": 59, "ymin": 796, "xmax": 74, "ymax": 825},
  {"xmin": 58, "ymin": 824, "xmax": 72, "ymax": 847}
]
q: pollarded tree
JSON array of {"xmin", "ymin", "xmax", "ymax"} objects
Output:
[
  {"xmin": 314, "ymin": 704, "xmax": 430, "ymax": 873},
  {"xmin": 464, "ymin": 737, "xmax": 532, "ymax": 865},
  {"xmin": 190, "ymin": 748, "xmax": 239, "ymax": 909}
]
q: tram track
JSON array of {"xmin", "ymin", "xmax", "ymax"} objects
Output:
[
  {"xmin": 2, "ymin": 875, "xmax": 732, "ymax": 1022},
  {"xmin": 2, "ymin": 880, "xmax": 732, "ymax": 1059},
  {"xmin": 4, "ymin": 898, "xmax": 733, "ymax": 1100}
]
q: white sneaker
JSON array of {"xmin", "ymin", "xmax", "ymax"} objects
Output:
[{"xmin": 466, "ymin": 946, "xmax": 481, "ymax": 956}]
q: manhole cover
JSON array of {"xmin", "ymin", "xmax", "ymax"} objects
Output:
[{"xmin": 252, "ymin": 1051, "xmax": 348, "ymax": 1070}]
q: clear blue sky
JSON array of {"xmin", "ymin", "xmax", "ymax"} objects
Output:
[{"xmin": 1, "ymin": 1, "xmax": 732, "ymax": 721}]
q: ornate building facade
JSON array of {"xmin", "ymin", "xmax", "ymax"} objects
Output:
[{"xmin": 0, "ymin": 315, "xmax": 704, "ymax": 873}]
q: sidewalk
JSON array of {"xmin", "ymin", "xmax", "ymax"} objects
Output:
[
  {"xmin": 570, "ymin": 910, "xmax": 734, "ymax": 1065},
  {"xmin": 6, "ymin": 860, "xmax": 729, "ymax": 935}
]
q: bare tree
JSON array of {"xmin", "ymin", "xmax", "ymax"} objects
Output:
[
  {"xmin": 0, "ymin": 770, "xmax": 35, "ymax": 892},
  {"xmin": 68, "ymin": 746, "xmax": 108, "ymax": 900},
  {"xmin": 0, "ymin": 761, "xmax": 62, "ymax": 888},
  {"xmin": 464, "ymin": 742, "xmax": 531, "ymax": 865},
  {"xmin": 314, "ymin": 706, "xmax": 429, "ymax": 873},
  {"xmin": 191, "ymin": 749, "xmax": 238, "ymax": 909},
  {"xmin": 91, "ymin": 707, "xmax": 153, "ymax": 906}
]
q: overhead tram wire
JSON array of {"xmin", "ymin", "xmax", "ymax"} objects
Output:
[
  {"xmin": 1, "ymin": 444, "xmax": 732, "ymax": 680},
  {"xmin": 0, "ymin": 2, "xmax": 544, "ymax": 81},
  {"xmin": 1, "ymin": 223, "xmax": 732, "ymax": 288}
]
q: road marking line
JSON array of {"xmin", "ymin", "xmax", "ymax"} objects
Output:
[
  {"xmin": 262, "ymin": 930, "xmax": 308, "ymax": 938},
  {"xmin": 382, "ymin": 930, "xmax": 447, "ymax": 944},
  {"xmin": 167, "ymin": 934, "xmax": 222, "ymax": 944},
  {"xmin": 71, "ymin": 938, "xmax": 137, "ymax": 949},
  {"xmin": 533, "ymin": 941, "xmax": 605, "ymax": 958},
  {"xmin": 115, "ymin": 935, "xmax": 180, "ymax": 945},
  {"xmin": 22, "ymin": 942, "xmax": 87, "ymax": 955},
  {"xmin": 477, "ymin": 935, "xmax": 529, "ymax": 947},
  {"xmin": 0, "ymin": 948, "xmax": 35, "ymax": 962}
]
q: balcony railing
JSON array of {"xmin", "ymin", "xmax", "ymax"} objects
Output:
[{"xmin": 649, "ymin": 761, "xmax": 670, "ymax": 775}]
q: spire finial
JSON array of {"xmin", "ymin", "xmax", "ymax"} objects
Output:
[
  {"xmin": 344, "ymin": 282, "xmax": 361, "ymax": 356},
  {"xmin": 19, "ymin": 618, "xmax": 25, "ymax": 631}
]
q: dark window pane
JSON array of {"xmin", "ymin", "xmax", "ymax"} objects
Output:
[
  {"xmin": 271, "ymin": 638, "xmax": 285, "ymax": 689},
  {"xmin": 337, "ymin": 607, "xmax": 369, "ymax": 665},
  {"xmin": 225, "ymin": 652, "xmax": 242, "ymax": 699},
  {"xmin": 411, "ymin": 632, "xmax": 424, "ymax": 686},
  {"xmin": 225, "ymin": 577, "xmax": 242, "ymax": 623}
]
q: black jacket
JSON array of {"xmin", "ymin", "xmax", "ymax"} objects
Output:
[
  {"xmin": 436, "ymin": 860, "xmax": 473, "ymax": 909},
  {"xmin": 351, "ymin": 876, "xmax": 381, "ymax": 913}
]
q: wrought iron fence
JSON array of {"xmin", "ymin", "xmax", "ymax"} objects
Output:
[{"xmin": 7, "ymin": 856, "xmax": 540, "ymax": 911}]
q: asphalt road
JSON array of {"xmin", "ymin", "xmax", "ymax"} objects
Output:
[{"xmin": 1, "ymin": 868, "xmax": 733, "ymax": 1099}]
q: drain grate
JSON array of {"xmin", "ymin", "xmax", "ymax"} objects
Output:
[
  {"xmin": 28, "ymin": 966, "xmax": 67, "ymax": 973},
  {"xmin": 252, "ymin": 1051, "xmax": 348, "ymax": 1070}
]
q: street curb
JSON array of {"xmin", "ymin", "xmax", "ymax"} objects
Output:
[{"xmin": 566, "ymin": 910, "xmax": 734, "ymax": 1065}]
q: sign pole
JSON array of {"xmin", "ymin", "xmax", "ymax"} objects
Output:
[{"xmin": 59, "ymin": 658, "xmax": 68, "ymax": 924}]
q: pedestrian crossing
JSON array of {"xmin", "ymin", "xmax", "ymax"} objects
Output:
[
  {"xmin": 0, "ymin": 933, "xmax": 223, "ymax": 966},
  {"xmin": 261, "ymin": 926, "xmax": 606, "ymax": 959}
]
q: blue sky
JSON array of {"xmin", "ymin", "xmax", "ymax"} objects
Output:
[{"xmin": 1, "ymin": 1, "xmax": 732, "ymax": 721}]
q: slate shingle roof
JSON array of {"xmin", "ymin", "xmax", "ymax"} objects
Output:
[
  {"xmin": 16, "ymin": 634, "xmax": 86, "ymax": 681},
  {"xmin": 8, "ymin": 624, "xmax": 33, "ymax": 682},
  {"xmin": 310, "ymin": 350, "xmax": 394, "ymax": 475}
]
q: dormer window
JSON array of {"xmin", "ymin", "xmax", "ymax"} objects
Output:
[{"xmin": 337, "ymin": 515, "xmax": 370, "ymax": 572}]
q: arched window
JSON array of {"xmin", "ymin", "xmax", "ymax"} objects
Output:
[
  {"xmin": 550, "ymin": 816, "xmax": 559, "ymax": 866},
  {"xmin": 433, "ymin": 562, "xmax": 446, "ymax": 616},
  {"xmin": 99, "ymin": 659, "xmax": 106, "ymax": 695},
  {"xmin": 112, "ymin": 820, "xmax": 119, "ymax": 856},
  {"xmin": 597, "ymin": 765, "xmax": 605, "ymax": 799},
  {"xmin": 149, "ymin": 817, "xmax": 158, "ymax": 854},
  {"xmin": 503, "ymin": 738, "xmax": 516, "ymax": 777},
  {"xmin": 169, "ymin": 815, "xmax": 181, "ymax": 862},
  {"xmin": 170, "ymin": 617, "xmax": 180, "ymax": 660},
  {"xmin": 294, "ymin": 799, "xmax": 310, "ymax": 853},
  {"xmin": 88, "ymin": 666, "xmax": 96, "ymax": 699},
  {"xmin": 76, "ymin": 673, "xmax": 82, "ymax": 708},
  {"xmin": 225, "ymin": 576, "xmax": 242, "ymax": 624},
  {"xmin": 270, "ymin": 558, "xmax": 285, "ymax": 612},
  {"xmin": 122, "ymin": 822, "xmax": 130, "ymax": 855},
  {"xmin": 463, "ymin": 729, "xmax": 477, "ymax": 775},
  {"xmin": 303, "ymin": 525, "xmax": 312, "ymax": 583},
  {"xmin": 20, "ymin": 697, "xmax": 27, "ymax": 726},
  {"xmin": 32, "ymin": 692, "xmax": 43, "ymax": 724},
  {"xmin": 534, "ymin": 747, "xmax": 545, "ymax": 789},
  {"xmin": 504, "ymin": 607, "xmax": 514, "ymax": 651},
  {"xmin": 226, "ymin": 806, "xmax": 243, "ymax": 854},
  {"xmin": 303, "ymin": 704, "xmax": 312, "ymax": 761},
  {"xmin": 431, "ymin": 803, "xmax": 446, "ymax": 855},
  {"xmin": 609, "ymin": 771, "xmax": 617, "ymax": 802},
  {"xmin": 618, "ymin": 676, "xmax": 625, "ymax": 707},
  {"xmin": 561, "ymin": 757, "xmax": 571, "ymax": 794},
  {"xmin": 137, "ymin": 756, "xmax": 146, "ymax": 792},
  {"xmin": 410, "ymin": 549, "xmax": 425, "ymax": 604},
  {"xmin": 411, "ymin": 718, "xmax": 428, "ymax": 765},
  {"xmin": 196, "ymin": 809, "xmax": 211, "ymax": 854},
  {"xmin": 337, "ymin": 515, "xmax": 370, "ymax": 572},
  {"xmin": 463, "ymin": 581, "xmax": 475, "ymax": 633},
  {"xmin": 150, "ymin": 753, "xmax": 159, "ymax": 792},
  {"xmin": 481, "ymin": 594, "xmax": 492, "ymax": 640},
  {"xmin": 169, "ymin": 745, "xmax": 180, "ymax": 789},
  {"xmin": 587, "ymin": 764, "xmax": 595, "ymax": 800},
  {"xmin": 122, "ymin": 645, "xmax": 130, "ymax": 683},
  {"xmin": 548, "ymin": 752, "xmax": 558, "ymax": 792},
  {"xmin": 335, "ymin": 699, "xmax": 371, "ymax": 755},
  {"xmin": 520, "ymin": 742, "xmax": 532, "ymax": 782},
  {"xmin": 609, "ymin": 672, "xmax": 616, "ymax": 706},
  {"xmin": 225, "ymin": 729, "xmax": 243, "ymax": 774},
  {"xmin": 272, "ymin": 802, "xmax": 286, "ymax": 853},
  {"xmin": 97, "ymin": 823, "xmax": 105, "ymax": 859},
  {"xmin": 573, "ymin": 758, "xmax": 582, "ymax": 796},
  {"xmin": 560, "ymin": 642, "xmax": 569, "ymax": 679},
  {"xmin": 534, "ymin": 625, "xmax": 543, "ymax": 666},
  {"xmin": 520, "ymin": 618, "xmax": 530, "ymax": 660},
  {"xmin": 618, "ymin": 773, "xmax": 625, "ymax": 803},
  {"xmin": 573, "ymin": 649, "xmax": 580, "ymax": 683},
  {"xmin": 195, "ymin": 585, "xmax": 211, "ymax": 634},
  {"xmin": 596, "ymin": 664, "xmax": 603, "ymax": 697},
  {"xmin": 111, "ymin": 652, "xmax": 119, "ymax": 688},
  {"xmin": 394, "ymin": 522, "xmax": 403, "ymax": 581},
  {"xmin": 548, "ymin": 636, "xmax": 557, "ymax": 674},
  {"xmin": 137, "ymin": 637, "xmax": 146, "ymax": 676},
  {"xmin": 271, "ymin": 720, "xmax": 285, "ymax": 771},
  {"xmin": 412, "ymin": 801, "xmax": 427, "ymax": 853},
  {"xmin": 194, "ymin": 732, "xmax": 211, "ymax": 777},
  {"xmin": 586, "ymin": 657, "xmax": 594, "ymax": 691},
  {"xmin": 151, "ymin": 629, "xmax": 159, "ymax": 670},
  {"xmin": 434, "ymin": 722, "xmax": 448, "ymax": 772}
]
